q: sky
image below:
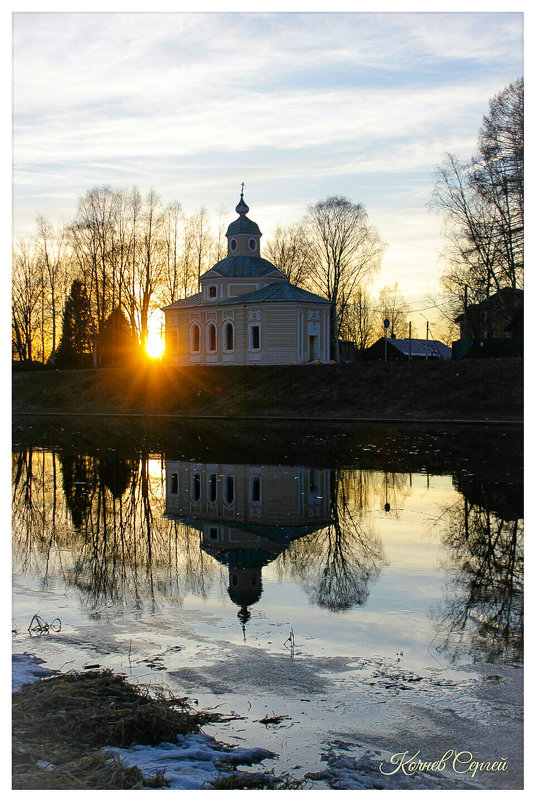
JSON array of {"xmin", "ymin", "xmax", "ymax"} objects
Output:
[{"xmin": 11, "ymin": 8, "xmax": 524, "ymax": 332}]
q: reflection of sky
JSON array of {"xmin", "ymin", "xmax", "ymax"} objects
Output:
[
  {"xmin": 255, "ymin": 478, "xmax": 455, "ymax": 671},
  {"xmin": 12, "ymin": 11, "xmax": 523, "ymax": 308}
]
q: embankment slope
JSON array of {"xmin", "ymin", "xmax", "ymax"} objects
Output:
[{"xmin": 12, "ymin": 358, "xmax": 523, "ymax": 422}]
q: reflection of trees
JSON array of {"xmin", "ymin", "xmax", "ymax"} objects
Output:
[
  {"xmin": 434, "ymin": 494, "xmax": 523, "ymax": 664},
  {"xmin": 12, "ymin": 450, "xmax": 221, "ymax": 616},
  {"xmin": 281, "ymin": 469, "xmax": 386, "ymax": 611}
]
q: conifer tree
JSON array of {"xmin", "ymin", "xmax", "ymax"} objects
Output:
[{"xmin": 55, "ymin": 279, "xmax": 93, "ymax": 368}]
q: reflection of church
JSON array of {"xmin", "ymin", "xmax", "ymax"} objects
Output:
[{"xmin": 165, "ymin": 462, "xmax": 333, "ymax": 625}]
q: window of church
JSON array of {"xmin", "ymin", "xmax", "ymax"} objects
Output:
[
  {"xmin": 248, "ymin": 238, "xmax": 257, "ymax": 252},
  {"xmin": 208, "ymin": 473, "xmax": 217, "ymax": 503},
  {"xmin": 250, "ymin": 475, "xmax": 261, "ymax": 503},
  {"xmin": 249, "ymin": 323, "xmax": 261, "ymax": 351},
  {"xmin": 207, "ymin": 322, "xmax": 217, "ymax": 352},
  {"xmin": 224, "ymin": 475, "xmax": 235, "ymax": 505},
  {"xmin": 208, "ymin": 285, "xmax": 217, "ymax": 298},
  {"xmin": 223, "ymin": 321, "xmax": 234, "ymax": 351},
  {"xmin": 230, "ymin": 238, "xmax": 238, "ymax": 252},
  {"xmin": 192, "ymin": 472, "xmax": 201, "ymax": 503},
  {"xmin": 166, "ymin": 329, "xmax": 178, "ymax": 354},
  {"xmin": 190, "ymin": 323, "xmax": 200, "ymax": 353}
]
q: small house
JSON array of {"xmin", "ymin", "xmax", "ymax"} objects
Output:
[
  {"xmin": 363, "ymin": 337, "xmax": 451, "ymax": 361},
  {"xmin": 453, "ymin": 287, "xmax": 523, "ymax": 359}
]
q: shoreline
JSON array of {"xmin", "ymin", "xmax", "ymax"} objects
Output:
[{"xmin": 13, "ymin": 411, "xmax": 523, "ymax": 425}]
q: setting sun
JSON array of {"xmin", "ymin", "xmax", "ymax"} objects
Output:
[{"xmin": 145, "ymin": 331, "xmax": 165, "ymax": 359}]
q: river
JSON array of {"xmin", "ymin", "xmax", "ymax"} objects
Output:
[{"xmin": 11, "ymin": 419, "xmax": 523, "ymax": 789}]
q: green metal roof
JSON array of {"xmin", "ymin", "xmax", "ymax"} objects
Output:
[
  {"xmin": 226, "ymin": 215, "xmax": 262, "ymax": 236},
  {"xmin": 202, "ymin": 255, "xmax": 285, "ymax": 279},
  {"xmin": 231, "ymin": 282, "xmax": 331, "ymax": 305},
  {"xmin": 161, "ymin": 280, "xmax": 330, "ymax": 311}
]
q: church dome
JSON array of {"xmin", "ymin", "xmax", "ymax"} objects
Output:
[
  {"xmin": 226, "ymin": 186, "xmax": 262, "ymax": 237},
  {"xmin": 226, "ymin": 215, "xmax": 261, "ymax": 236}
]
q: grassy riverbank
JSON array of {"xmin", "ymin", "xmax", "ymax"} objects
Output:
[
  {"xmin": 13, "ymin": 669, "xmax": 302, "ymax": 790},
  {"xmin": 12, "ymin": 358, "xmax": 523, "ymax": 421}
]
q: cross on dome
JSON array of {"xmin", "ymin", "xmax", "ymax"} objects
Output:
[{"xmin": 235, "ymin": 184, "xmax": 250, "ymax": 216}]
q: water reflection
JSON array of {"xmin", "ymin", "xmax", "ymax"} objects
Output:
[
  {"xmin": 11, "ymin": 446, "xmax": 523, "ymax": 664},
  {"xmin": 164, "ymin": 462, "xmax": 386, "ymax": 624},
  {"xmin": 433, "ymin": 474, "xmax": 523, "ymax": 664}
]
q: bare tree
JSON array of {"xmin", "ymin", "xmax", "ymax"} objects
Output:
[
  {"xmin": 432, "ymin": 79, "xmax": 524, "ymax": 325},
  {"xmin": 35, "ymin": 215, "xmax": 69, "ymax": 360},
  {"xmin": 190, "ymin": 207, "xmax": 213, "ymax": 292},
  {"xmin": 12, "ymin": 239, "xmax": 42, "ymax": 362},
  {"xmin": 161, "ymin": 201, "xmax": 182, "ymax": 304},
  {"xmin": 375, "ymin": 282, "xmax": 410, "ymax": 340},
  {"xmin": 339, "ymin": 285, "xmax": 375, "ymax": 351},
  {"xmin": 304, "ymin": 196, "xmax": 384, "ymax": 359},
  {"xmin": 264, "ymin": 222, "xmax": 313, "ymax": 287},
  {"xmin": 137, "ymin": 189, "xmax": 165, "ymax": 348}
]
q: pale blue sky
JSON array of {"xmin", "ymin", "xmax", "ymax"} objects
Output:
[{"xmin": 12, "ymin": 10, "xmax": 523, "ymax": 319}]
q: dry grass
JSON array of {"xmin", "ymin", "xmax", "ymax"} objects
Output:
[
  {"xmin": 13, "ymin": 358, "xmax": 523, "ymax": 421},
  {"xmin": 12, "ymin": 669, "xmax": 214, "ymax": 790},
  {"xmin": 210, "ymin": 769, "xmax": 309, "ymax": 790}
]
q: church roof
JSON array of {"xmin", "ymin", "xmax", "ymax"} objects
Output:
[
  {"xmin": 226, "ymin": 216, "xmax": 262, "ymax": 236},
  {"xmin": 233, "ymin": 282, "xmax": 331, "ymax": 305},
  {"xmin": 202, "ymin": 255, "xmax": 284, "ymax": 279},
  {"xmin": 161, "ymin": 281, "xmax": 330, "ymax": 311}
]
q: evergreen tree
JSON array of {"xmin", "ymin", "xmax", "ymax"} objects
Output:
[
  {"xmin": 98, "ymin": 306, "xmax": 140, "ymax": 366},
  {"xmin": 55, "ymin": 280, "xmax": 93, "ymax": 368}
]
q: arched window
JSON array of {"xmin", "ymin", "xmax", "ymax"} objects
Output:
[
  {"xmin": 208, "ymin": 473, "xmax": 217, "ymax": 503},
  {"xmin": 224, "ymin": 321, "xmax": 234, "ymax": 352},
  {"xmin": 207, "ymin": 322, "xmax": 217, "ymax": 352},
  {"xmin": 225, "ymin": 475, "xmax": 235, "ymax": 505},
  {"xmin": 192, "ymin": 472, "xmax": 201, "ymax": 503},
  {"xmin": 190, "ymin": 323, "xmax": 200, "ymax": 353}
]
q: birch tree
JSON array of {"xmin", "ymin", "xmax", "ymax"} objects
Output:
[{"xmin": 304, "ymin": 196, "xmax": 384, "ymax": 359}]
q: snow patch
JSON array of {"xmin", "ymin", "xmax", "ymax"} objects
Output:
[
  {"xmin": 105, "ymin": 733, "xmax": 277, "ymax": 790},
  {"xmin": 12, "ymin": 653, "xmax": 57, "ymax": 692}
]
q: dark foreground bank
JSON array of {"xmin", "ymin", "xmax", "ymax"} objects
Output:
[{"xmin": 12, "ymin": 358, "xmax": 523, "ymax": 421}]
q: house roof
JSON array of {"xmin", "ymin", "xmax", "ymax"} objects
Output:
[
  {"xmin": 201, "ymin": 255, "xmax": 285, "ymax": 279},
  {"xmin": 369, "ymin": 337, "xmax": 452, "ymax": 359},
  {"xmin": 454, "ymin": 287, "xmax": 524, "ymax": 323},
  {"xmin": 162, "ymin": 280, "xmax": 330, "ymax": 310}
]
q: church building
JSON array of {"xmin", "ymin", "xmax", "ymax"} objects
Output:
[{"xmin": 162, "ymin": 190, "xmax": 332, "ymax": 365}]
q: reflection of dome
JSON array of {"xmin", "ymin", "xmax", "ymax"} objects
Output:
[{"xmin": 228, "ymin": 566, "xmax": 263, "ymax": 608}]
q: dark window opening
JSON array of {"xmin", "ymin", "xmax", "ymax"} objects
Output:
[
  {"xmin": 224, "ymin": 322, "xmax": 234, "ymax": 351},
  {"xmin": 250, "ymin": 325, "xmax": 260, "ymax": 350},
  {"xmin": 192, "ymin": 325, "xmax": 200, "ymax": 352},
  {"xmin": 225, "ymin": 476, "xmax": 235, "ymax": 505},
  {"xmin": 209, "ymin": 286, "xmax": 217, "ymax": 298},
  {"xmin": 251, "ymin": 476, "xmax": 261, "ymax": 502},
  {"xmin": 171, "ymin": 473, "xmax": 178, "ymax": 494},
  {"xmin": 208, "ymin": 474, "xmax": 217, "ymax": 503},
  {"xmin": 208, "ymin": 324, "xmax": 216, "ymax": 351},
  {"xmin": 192, "ymin": 473, "xmax": 201, "ymax": 502}
]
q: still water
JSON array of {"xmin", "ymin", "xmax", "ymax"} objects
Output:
[{"xmin": 12, "ymin": 421, "xmax": 523, "ymax": 789}]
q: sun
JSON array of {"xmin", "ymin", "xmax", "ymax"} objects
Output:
[{"xmin": 145, "ymin": 330, "xmax": 165, "ymax": 359}]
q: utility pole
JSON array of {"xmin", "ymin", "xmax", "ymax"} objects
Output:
[
  {"xmin": 426, "ymin": 320, "xmax": 429, "ymax": 360},
  {"xmin": 408, "ymin": 321, "xmax": 412, "ymax": 361},
  {"xmin": 384, "ymin": 318, "xmax": 390, "ymax": 362}
]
